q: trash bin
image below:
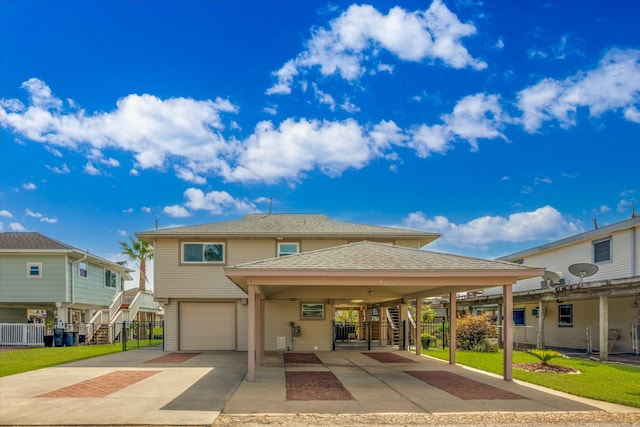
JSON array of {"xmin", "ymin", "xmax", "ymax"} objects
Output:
[
  {"xmin": 43, "ymin": 335, "xmax": 54, "ymax": 347},
  {"xmin": 63, "ymin": 331, "xmax": 77, "ymax": 346},
  {"xmin": 53, "ymin": 328, "xmax": 64, "ymax": 347}
]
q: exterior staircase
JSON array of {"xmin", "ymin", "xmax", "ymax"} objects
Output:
[
  {"xmin": 386, "ymin": 306, "xmax": 400, "ymax": 346},
  {"xmin": 88, "ymin": 325, "xmax": 109, "ymax": 344}
]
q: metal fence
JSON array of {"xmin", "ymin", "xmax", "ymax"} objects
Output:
[{"xmin": 0, "ymin": 323, "xmax": 45, "ymax": 347}]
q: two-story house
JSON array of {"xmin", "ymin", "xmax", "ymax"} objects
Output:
[
  {"xmin": 138, "ymin": 213, "xmax": 543, "ymax": 382},
  {"xmin": 0, "ymin": 232, "xmax": 133, "ymax": 329},
  {"xmin": 464, "ymin": 216, "xmax": 640, "ymax": 360}
]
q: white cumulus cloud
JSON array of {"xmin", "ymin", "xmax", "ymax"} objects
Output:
[
  {"xmin": 267, "ymin": 1, "xmax": 486, "ymax": 95},
  {"xmin": 518, "ymin": 48, "xmax": 640, "ymax": 132},
  {"xmin": 403, "ymin": 206, "xmax": 581, "ymax": 249}
]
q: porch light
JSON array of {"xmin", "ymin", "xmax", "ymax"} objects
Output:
[{"xmin": 351, "ymin": 299, "xmax": 364, "ymax": 303}]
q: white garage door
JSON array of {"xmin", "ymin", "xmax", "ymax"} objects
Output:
[{"xmin": 179, "ymin": 302, "xmax": 236, "ymax": 351}]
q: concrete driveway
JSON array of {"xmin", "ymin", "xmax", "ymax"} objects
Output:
[{"xmin": 0, "ymin": 346, "xmax": 637, "ymax": 426}]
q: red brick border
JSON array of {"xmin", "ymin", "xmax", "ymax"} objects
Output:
[
  {"xmin": 404, "ymin": 371, "xmax": 525, "ymax": 400},
  {"xmin": 38, "ymin": 370, "xmax": 160, "ymax": 398}
]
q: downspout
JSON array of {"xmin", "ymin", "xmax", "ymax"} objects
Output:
[{"xmin": 631, "ymin": 225, "xmax": 637, "ymax": 278}]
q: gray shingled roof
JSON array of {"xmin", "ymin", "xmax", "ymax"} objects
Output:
[
  {"xmin": 0, "ymin": 232, "xmax": 133, "ymax": 273},
  {"xmin": 137, "ymin": 213, "xmax": 439, "ymax": 245},
  {"xmin": 229, "ymin": 241, "xmax": 533, "ymax": 271},
  {"xmin": 0, "ymin": 232, "xmax": 73, "ymax": 250}
]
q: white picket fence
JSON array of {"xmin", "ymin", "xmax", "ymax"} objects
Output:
[{"xmin": 0, "ymin": 323, "xmax": 45, "ymax": 347}]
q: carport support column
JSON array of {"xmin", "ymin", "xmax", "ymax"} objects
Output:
[
  {"xmin": 503, "ymin": 284, "xmax": 513, "ymax": 381},
  {"xmin": 248, "ymin": 283, "xmax": 256, "ymax": 382},
  {"xmin": 415, "ymin": 297, "xmax": 422, "ymax": 356},
  {"xmin": 449, "ymin": 292, "xmax": 456, "ymax": 366},
  {"xmin": 599, "ymin": 295, "xmax": 609, "ymax": 361}
]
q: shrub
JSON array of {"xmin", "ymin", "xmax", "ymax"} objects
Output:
[
  {"xmin": 528, "ymin": 349, "xmax": 564, "ymax": 365},
  {"xmin": 456, "ymin": 313, "xmax": 497, "ymax": 351}
]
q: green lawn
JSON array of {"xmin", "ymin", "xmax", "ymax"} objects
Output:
[
  {"xmin": 0, "ymin": 340, "xmax": 162, "ymax": 377},
  {"xmin": 422, "ymin": 348, "xmax": 640, "ymax": 409}
]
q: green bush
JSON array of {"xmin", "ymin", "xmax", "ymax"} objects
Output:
[
  {"xmin": 528, "ymin": 348, "xmax": 563, "ymax": 364},
  {"xmin": 456, "ymin": 313, "xmax": 497, "ymax": 351}
]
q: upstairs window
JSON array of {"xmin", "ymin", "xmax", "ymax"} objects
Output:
[
  {"xmin": 78, "ymin": 262, "xmax": 88, "ymax": 278},
  {"xmin": 27, "ymin": 262, "xmax": 42, "ymax": 278},
  {"xmin": 105, "ymin": 270, "xmax": 117, "ymax": 288},
  {"xmin": 593, "ymin": 237, "xmax": 611, "ymax": 263},
  {"xmin": 278, "ymin": 242, "xmax": 299, "ymax": 257},
  {"xmin": 182, "ymin": 242, "xmax": 225, "ymax": 263}
]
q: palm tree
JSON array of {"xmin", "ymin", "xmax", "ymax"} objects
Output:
[{"xmin": 120, "ymin": 237, "xmax": 153, "ymax": 292}]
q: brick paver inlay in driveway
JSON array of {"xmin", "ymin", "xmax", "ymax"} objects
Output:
[
  {"xmin": 286, "ymin": 371, "xmax": 354, "ymax": 401},
  {"xmin": 404, "ymin": 371, "xmax": 526, "ymax": 400},
  {"xmin": 37, "ymin": 370, "xmax": 160, "ymax": 398}
]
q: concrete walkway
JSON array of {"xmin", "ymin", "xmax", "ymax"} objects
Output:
[{"xmin": 0, "ymin": 346, "xmax": 637, "ymax": 426}]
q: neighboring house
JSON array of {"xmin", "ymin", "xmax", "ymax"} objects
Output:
[
  {"xmin": 0, "ymin": 232, "xmax": 133, "ymax": 327},
  {"xmin": 138, "ymin": 213, "xmax": 543, "ymax": 381},
  {"xmin": 0, "ymin": 232, "xmax": 163, "ymax": 346},
  {"xmin": 462, "ymin": 216, "xmax": 640, "ymax": 360}
]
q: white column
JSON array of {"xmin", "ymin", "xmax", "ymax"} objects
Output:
[
  {"xmin": 537, "ymin": 299, "xmax": 545, "ymax": 349},
  {"xmin": 449, "ymin": 292, "xmax": 456, "ymax": 365},
  {"xmin": 503, "ymin": 284, "xmax": 513, "ymax": 381},
  {"xmin": 599, "ymin": 295, "xmax": 609, "ymax": 361},
  {"xmin": 247, "ymin": 283, "xmax": 256, "ymax": 382},
  {"xmin": 416, "ymin": 297, "xmax": 423, "ymax": 355}
]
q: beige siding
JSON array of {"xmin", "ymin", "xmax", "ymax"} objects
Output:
[
  {"xmin": 541, "ymin": 296, "xmax": 636, "ymax": 352},
  {"xmin": 164, "ymin": 302, "xmax": 178, "ymax": 351},
  {"xmin": 236, "ymin": 301, "xmax": 248, "ymax": 351},
  {"xmin": 264, "ymin": 301, "xmax": 334, "ymax": 351},
  {"xmin": 154, "ymin": 238, "xmax": 245, "ymax": 299},
  {"xmin": 506, "ymin": 226, "xmax": 639, "ymax": 294},
  {"xmin": 512, "ymin": 302, "xmax": 539, "ymax": 347},
  {"xmin": 227, "ymin": 239, "xmax": 276, "ymax": 265},
  {"xmin": 301, "ymin": 239, "xmax": 348, "ymax": 252}
]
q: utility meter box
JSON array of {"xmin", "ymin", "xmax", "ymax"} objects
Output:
[{"xmin": 292, "ymin": 326, "xmax": 301, "ymax": 337}]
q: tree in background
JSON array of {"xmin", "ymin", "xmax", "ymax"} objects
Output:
[{"xmin": 120, "ymin": 237, "xmax": 153, "ymax": 292}]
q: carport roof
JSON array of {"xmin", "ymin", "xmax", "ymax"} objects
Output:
[{"xmin": 224, "ymin": 241, "xmax": 544, "ymax": 301}]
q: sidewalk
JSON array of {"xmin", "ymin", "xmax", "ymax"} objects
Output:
[{"xmin": 0, "ymin": 347, "xmax": 638, "ymax": 426}]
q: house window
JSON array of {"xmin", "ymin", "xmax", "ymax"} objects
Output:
[
  {"xmin": 105, "ymin": 270, "xmax": 117, "ymax": 288},
  {"xmin": 78, "ymin": 262, "xmax": 88, "ymax": 278},
  {"xmin": 182, "ymin": 242, "xmax": 225, "ymax": 263},
  {"xmin": 593, "ymin": 237, "xmax": 611, "ymax": 263},
  {"xmin": 558, "ymin": 304, "xmax": 573, "ymax": 327},
  {"xmin": 27, "ymin": 262, "xmax": 42, "ymax": 278},
  {"xmin": 513, "ymin": 308, "xmax": 525, "ymax": 325},
  {"xmin": 278, "ymin": 242, "xmax": 299, "ymax": 257}
]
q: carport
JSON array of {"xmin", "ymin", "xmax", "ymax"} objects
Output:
[{"xmin": 225, "ymin": 241, "xmax": 544, "ymax": 382}]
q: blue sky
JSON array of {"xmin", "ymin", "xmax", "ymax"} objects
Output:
[{"xmin": 1, "ymin": 0, "xmax": 639, "ymax": 286}]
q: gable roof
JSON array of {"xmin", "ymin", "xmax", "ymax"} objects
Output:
[
  {"xmin": 0, "ymin": 232, "xmax": 73, "ymax": 250},
  {"xmin": 137, "ymin": 213, "xmax": 439, "ymax": 246},
  {"xmin": 498, "ymin": 216, "xmax": 640, "ymax": 262},
  {"xmin": 0, "ymin": 232, "xmax": 133, "ymax": 274}
]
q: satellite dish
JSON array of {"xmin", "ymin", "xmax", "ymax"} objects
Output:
[
  {"xmin": 543, "ymin": 270, "xmax": 561, "ymax": 284},
  {"xmin": 541, "ymin": 270, "xmax": 562, "ymax": 290},
  {"xmin": 568, "ymin": 263, "xmax": 599, "ymax": 283}
]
